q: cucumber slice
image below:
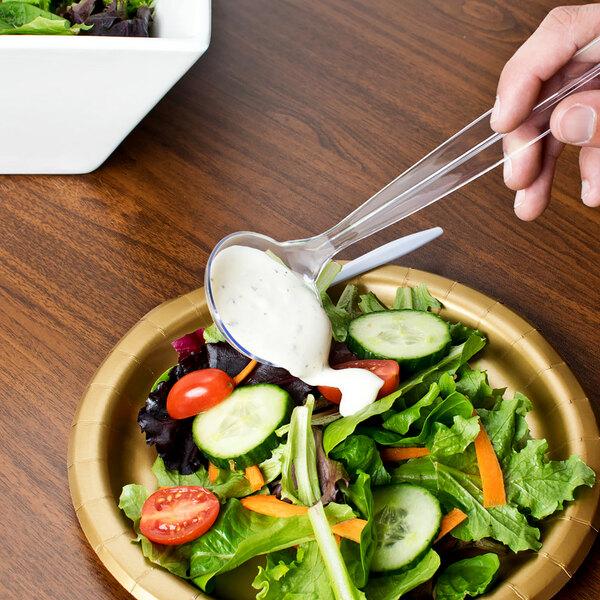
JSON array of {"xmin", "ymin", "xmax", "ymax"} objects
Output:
[
  {"xmin": 347, "ymin": 309, "xmax": 451, "ymax": 372},
  {"xmin": 192, "ymin": 384, "xmax": 291, "ymax": 469},
  {"xmin": 371, "ymin": 483, "xmax": 442, "ymax": 574}
]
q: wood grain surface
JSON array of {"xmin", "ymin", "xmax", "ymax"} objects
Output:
[{"xmin": 1, "ymin": 1, "xmax": 599, "ymax": 599}]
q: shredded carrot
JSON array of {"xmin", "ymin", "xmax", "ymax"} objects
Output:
[
  {"xmin": 334, "ymin": 534, "xmax": 342, "ymax": 547},
  {"xmin": 473, "ymin": 411, "xmax": 506, "ymax": 507},
  {"xmin": 434, "ymin": 508, "xmax": 468, "ymax": 543},
  {"xmin": 244, "ymin": 465, "xmax": 265, "ymax": 491},
  {"xmin": 240, "ymin": 495, "xmax": 367, "ymax": 542},
  {"xmin": 380, "ymin": 447, "xmax": 430, "ymax": 461},
  {"xmin": 234, "ymin": 360, "xmax": 258, "ymax": 385},
  {"xmin": 241, "ymin": 495, "xmax": 309, "ymax": 517},
  {"xmin": 331, "ymin": 518, "xmax": 367, "ymax": 543},
  {"xmin": 208, "ymin": 462, "xmax": 219, "ymax": 483}
]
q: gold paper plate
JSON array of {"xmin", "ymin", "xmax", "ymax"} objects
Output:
[{"xmin": 68, "ymin": 266, "xmax": 600, "ymax": 600}]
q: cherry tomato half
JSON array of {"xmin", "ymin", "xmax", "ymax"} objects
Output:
[
  {"xmin": 318, "ymin": 359, "xmax": 400, "ymax": 404},
  {"xmin": 166, "ymin": 368, "xmax": 235, "ymax": 419},
  {"xmin": 140, "ymin": 486, "xmax": 220, "ymax": 545}
]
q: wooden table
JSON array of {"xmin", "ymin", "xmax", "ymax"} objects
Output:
[{"xmin": 2, "ymin": 1, "xmax": 599, "ymax": 598}]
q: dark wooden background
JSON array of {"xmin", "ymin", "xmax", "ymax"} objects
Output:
[{"xmin": 1, "ymin": 1, "xmax": 599, "ymax": 598}]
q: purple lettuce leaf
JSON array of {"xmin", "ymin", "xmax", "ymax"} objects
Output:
[
  {"xmin": 329, "ymin": 341, "xmax": 358, "ymax": 366},
  {"xmin": 81, "ymin": 2, "xmax": 151, "ymax": 37},
  {"xmin": 59, "ymin": 0, "xmax": 96, "ymax": 24},
  {"xmin": 171, "ymin": 328, "xmax": 205, "ymax": 361},
  {"xmin": 314, "ymin": 427, "xmax": 349, "ymax": 504},
  {"xmin": 138, "ymin": 339, "xmax": 317, "ymax": 474}
]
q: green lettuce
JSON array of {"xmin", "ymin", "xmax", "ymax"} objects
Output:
[
  {"xmin": 393, "ymin": 282, "xmax": 442, "ymax": 311},
  {"xmin": 189, "ymin": 498, "xmax": 355, "ymax": 589},
  {"xmin": 0, "ymin": 3, "xmax": 87, "ymax": 34},
  {"xmin": 504, "ymin": 439, "xmax": 595, "ymax": 519},
  {"xmin": 392, "ymin": 457, "xmax": 541, "ymax": 552},
  {"xmin": 118, "ymin": 484, "xmax": 193, "ymax": 579},
  {"xmin": 253, "ymin": 544, "xmax": 336, "ymax": 600}
]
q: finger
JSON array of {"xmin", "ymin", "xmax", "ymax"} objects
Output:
[
  {"xmin": 513, "ymin": 136, "xmax": 564, "ymax": 221},
  {"xmin": 580, "ymin": 146, "xmax": 600, "ymax": 206},
  {"xmin": 502, "ymin": 122, "xmax": 543, "ymax": 191},
  {"xmin": 550, "ymin": 90, "xmax": 600, "ymax": 146},
  {"xmin": 491, "ymin": 5, "xmax": 600, "ymax": 133}
]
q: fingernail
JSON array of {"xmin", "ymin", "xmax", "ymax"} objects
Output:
[
  {"xmin": 503, "ymin": 154, "xmax": 512, "ymax": 183},
  {"xmin": 490, "ymin": 95, "xmax": 500, "ymax": 125},
  {"xmin": 582, "ymin": 179, "xmax": 592, "ymax": 205},
  {"xmin": 558, "ymin": 104, "xmax": 596, "ymax": 144},
  {"xmin": 514, "ymin": 189, "xmax": 526, "ymax": 208}
]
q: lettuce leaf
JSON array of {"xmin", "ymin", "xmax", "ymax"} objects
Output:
[
  {"xmin": 253, "ymin": 544, "xmax": 336, "ymax": 600},
  {"xmin": 477, "ymin": 392, "xmax": 532, "ymax": 462},
  {"xmin": 0, "ymin": 3, "xmax": 87, "ymax": 34},
  {"xmin": 428, "ymin": 415, "xmax": 480, "ymax": 458},
  {"xmin": 118, "ymin": 484, "xmax": 194, "ymax": 579},
  {"xmin": 435, "ymin": 553, "xmax": 500, "ymax": 600},
  {"xmin": 189, "ymin": 498, "xmax": 355, "ymax": 589},
  {"xmin": 393, "ymin": 283, "xmax": 442, "ymax": 311},
  {"xmin": 392, "ymin": 457, "xmax": 542, "ymax": 552},
  {"xmin": 504, "ymin": 439, "xmax": 595, "ymax": 519}
]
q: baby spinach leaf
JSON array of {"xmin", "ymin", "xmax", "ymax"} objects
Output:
[
  {"xmin": 382, "ymin": 382, "xmax": 440, "ymax": 435},
  {"xmin": 330, "ymin": 435, "xmax": 390, "ymax": 486},
  {"xmin": 340, "ymin": 472, "xmax": 376, "ymax": 588},
  {"xmin": 363, "ymin": 549, "xmax": 441, "ymax": 600},
  {"xmin": 435, "ymin": 553, "xmax": 500, "ymax": 600}
]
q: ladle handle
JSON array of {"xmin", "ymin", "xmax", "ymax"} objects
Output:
[{"xmin": 319, "ymin": 35, "xmax": 600, "ymax": 256}]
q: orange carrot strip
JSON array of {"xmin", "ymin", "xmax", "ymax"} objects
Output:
[
  {"xmin": 334, "ymin": 534, "xmax": 342, "ymax": 547},
  {"xmin": 434, "ymin": 508, "xmax": 468, "ymax": 543},
  {"xmin": 240, "ymin": 496, "xmax": 367, "ymax": 542},
  {"xmin": 208, "ymin": 462, "xmax": 219, "ymax": 483},
  {"xmin": 244, "ymin": 465, "xmax": 265, "ymax": 492},
  {"xmin": 380, "ymin": 447, "xmax": 430, "ymax": 462},
  {"xmin": 331, "ymin": 518, "xmax": 367, "ymax": 543},
  {"xmin": 240, "ymin": 495, "xmax": 309, "ymax": 517},
  {"xmin": 473, "ymin": 412, "xmax": 506, "ymax": 507},
  {"xmin": 234, "ymin": 360, "xmax": 258, "ymax": 385}
]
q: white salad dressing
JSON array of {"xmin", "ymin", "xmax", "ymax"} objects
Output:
[{"xmin": 210, "ymin": 245, "xmax": 383, "ymax": 416}]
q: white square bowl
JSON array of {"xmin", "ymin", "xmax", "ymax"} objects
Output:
[{"xmin": 0, "ymin": 0, "xmax": 211, "ymax": 174}]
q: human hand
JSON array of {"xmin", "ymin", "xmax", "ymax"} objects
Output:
[{"xmin": 491, "ymin": 5, "xmax": 600, "ymax": 220}]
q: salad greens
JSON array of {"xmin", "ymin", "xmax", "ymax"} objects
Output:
[
  {"xmin": 120, "ymin": 280, "xmax": 595, "ymax": 600},
  {"xmin": 0, "ymin": 0, "xmax": 153, "ymax": 35}
]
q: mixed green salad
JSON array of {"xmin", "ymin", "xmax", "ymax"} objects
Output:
[
  {"xmin": 0, "ymin": 0, "xmax": 153, "ymax": 36},
  {"xmin": 120, "ymin": 278, "xmax": 595, "ymax": 600}
]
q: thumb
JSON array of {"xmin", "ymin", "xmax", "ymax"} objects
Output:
[{"xmin": 550, "ymin": 91, "xmax": 600, "ymax": 146}]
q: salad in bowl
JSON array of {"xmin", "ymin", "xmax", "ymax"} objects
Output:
[{"xmin": 117, "ymin": 269, "xmax": 595, "ymax": 600}]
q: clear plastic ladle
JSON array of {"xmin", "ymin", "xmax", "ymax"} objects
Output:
[{"xmin": 206, "ymin": 35, "xmax": 600, "ymax": 363}]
